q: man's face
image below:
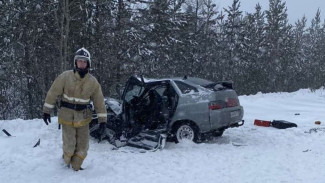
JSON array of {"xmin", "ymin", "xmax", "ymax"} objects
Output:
[{"xmin": 76, "ymin": 59, "xmax": 88, "ymax": 69}]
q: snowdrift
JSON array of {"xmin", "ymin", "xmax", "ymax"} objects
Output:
[{"xmin": 1, "ymin": 89, "xmax": 325, "ymax": 183}]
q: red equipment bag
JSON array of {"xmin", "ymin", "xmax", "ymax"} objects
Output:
[{"xmin": 254, "ymin": 119, "xmax": 271, "ymax": 127}]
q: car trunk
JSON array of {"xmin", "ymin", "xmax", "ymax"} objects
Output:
[
  {"xmin": 209, "ymin": 89, "xmax": 242, "ymax": 128},
  {"xmin": 200, "ymin": 81, "xmax": 243, "ymax": 130}
]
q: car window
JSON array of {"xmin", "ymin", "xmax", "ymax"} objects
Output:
[
  {"xmin": 174, "ymin": 81, "xmax": 198, "ymax": 94},
  {"xmin": 155, "ymin": 86, "xmax": 167, "ymax": 96},
  {"xmin": 142, "ymin": 86, "xmax": 166, "ymax": 102},
  {"xmin": 124, "ymin": 84, "xmax": 143, "ymax": 102}
]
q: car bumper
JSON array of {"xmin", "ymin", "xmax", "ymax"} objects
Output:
[{"xmin": 209, "ymin": 105, "xmax": 244, "ymax": 130}]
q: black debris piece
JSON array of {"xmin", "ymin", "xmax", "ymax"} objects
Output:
[
  {"xmin": 271, "ymin": 120, "xmax": 297, "ymax": 129},
  {"xmin": 2, "ymin": 129, "xmax": 12, "ymax": 136},
  {"xmin": 33, "ymin": 138, "xmax": 40, "ymax": 148}
]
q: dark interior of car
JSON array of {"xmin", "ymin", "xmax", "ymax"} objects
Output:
[{"xmin": 124, "ymin": 82, "xmax": 178, "ymax": 134}]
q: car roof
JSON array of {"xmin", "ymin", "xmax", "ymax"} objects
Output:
[{"xmin": 138, "ymin": 76, "xmax": 214, "ymax": 87}]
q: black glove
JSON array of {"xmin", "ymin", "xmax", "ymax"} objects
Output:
[
  {"xmin": 43, "ymin": 113, "xmax": 51, "ymax": 125},
  {"xmin": 98, "ymin": 123, "xmax": 106, "ymax": 142}
]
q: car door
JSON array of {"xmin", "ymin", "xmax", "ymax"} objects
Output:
[{"xmin": 121, "ymin": 76, "xmax": 145, "ymax": 123}]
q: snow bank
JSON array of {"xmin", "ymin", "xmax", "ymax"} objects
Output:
[{"xmin": 1, "ymin": 89, "xmax": 325, "ymax": 183}]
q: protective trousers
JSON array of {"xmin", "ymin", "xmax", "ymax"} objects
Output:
[{"xmin": 62, "ymin": 124, "xmax": 89, "ymax": 171}]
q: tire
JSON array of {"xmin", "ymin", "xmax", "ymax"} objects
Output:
[{"xmin": 174, "ymin": 122, "xmax": 199, "ymax": 143}]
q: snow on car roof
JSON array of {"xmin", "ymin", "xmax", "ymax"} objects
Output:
[{"xmin": 137, "ymin": 76, "xmax": 214, "ymax": 86}]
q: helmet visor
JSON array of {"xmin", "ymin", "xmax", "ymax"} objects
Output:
[{"xmin": 74, "ymin": 56, "xmax": 89, "ymax": 62}]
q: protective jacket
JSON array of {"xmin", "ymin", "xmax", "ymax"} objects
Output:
[{"xmin": 43, "ymin": 70, "xmax": 107, "ymax": 127}]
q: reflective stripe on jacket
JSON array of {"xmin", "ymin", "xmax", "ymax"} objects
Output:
[{"xmin": 43, "ymin": 70, "xmax": 107, "ymax": 126}]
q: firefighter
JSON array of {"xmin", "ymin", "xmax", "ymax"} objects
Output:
[{"xmin": 42, "ymin": 48, "xmax": 107, "ymax": 171}]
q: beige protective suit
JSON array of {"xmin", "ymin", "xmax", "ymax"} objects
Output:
[{"xmin": 43, "ymin": 70, "xmax": 107, "ymax": 170}]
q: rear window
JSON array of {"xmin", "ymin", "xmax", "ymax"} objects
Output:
[{"xmin": 174, "ymin": 81, "xmax": 198, "ymax": 94}]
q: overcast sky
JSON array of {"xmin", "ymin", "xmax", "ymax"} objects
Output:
[{"xmin": 215, "ymin": 0, "xmax": 325, "ymax": 25}]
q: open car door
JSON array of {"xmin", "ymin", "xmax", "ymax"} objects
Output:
[
  {"xmin": 121, "ymin": 78, "xmax": 176, "ymax": 151},
  {"xmin": 120, "ymin": 76, "xmax": 146, "ymax": 124}
]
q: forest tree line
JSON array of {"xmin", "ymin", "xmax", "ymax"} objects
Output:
[{"xmin": 0, "ymin": 0, "xmax": 325, "ymax": 119}]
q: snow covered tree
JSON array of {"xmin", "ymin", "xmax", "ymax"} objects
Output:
[
  {"xmin": 194, "ymin": 0, "xmax": 219, "ymax": 79},
  {"xmin": 179, "ymin": 0, "xmax": 219, "ymax": 79},
  {"xmin": 218, "ymin": 0, "xmax": 245, "ymax": 82},
  {"xmin": 136, "ymin": 0, "xmax": 186, "ymax": 77},
  {"xmin": 1, "ymin": 0, "xmax": 325, "ymax": 119},
  {"xmin": 289, "ymin": 16, "xmax": 308, "ymax": 91},
  {"xmin": 239, "ymin": 3, "xmax": 267, "ymax": 94},
  {"xmin": 305, "ymin": 9, "xmax": 325, "ymax": 89},
  {"xmin": 0, "ymin": 1, "xmax": 59, "ymax": 119},
  {"xmin": 264, "ymin": 0, "xmax": 292, "ymax": 92}
]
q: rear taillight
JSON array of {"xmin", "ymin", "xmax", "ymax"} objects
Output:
[
  {"xmin": 209, "ymin": 101, "xmax": 224, "ymax": 110},
  {"xmin": 209, "ymin": 98, "xmax": 238, "ymax": 110},
  {"xmin": 209, "ymin": 102, "xmax": 223, "ymax": 110}
]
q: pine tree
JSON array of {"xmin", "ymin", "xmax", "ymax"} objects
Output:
[
  {"xmin": 290, "ymin": 16, "xmax": 308, "ymax": 91},
  {"xmin": 264, "ymin": 0, "xmax": 292, "ymax": 92},
  {"xmin": 240, "ymin": 3, "xmax": 267, "ymax": 94},
  {"xmin": 138, "ymin": 0, "xmax": 182, "ymax": 77},
  {"xmin": 305, "ymin": 9, "xmax": 325, "ymax": 89},
  {"xmin": 219, "ymin": 0, "xmax": 245, "ymax": 82}
]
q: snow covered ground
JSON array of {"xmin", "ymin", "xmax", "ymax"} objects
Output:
[{"xmin": 1, "ymin": 89, "xmax": 325, "ymax": 183}]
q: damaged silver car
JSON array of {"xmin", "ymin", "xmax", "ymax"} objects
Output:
[{"xmin": 90, "ymin": 76, "xmax": 244, "ymax": 151}]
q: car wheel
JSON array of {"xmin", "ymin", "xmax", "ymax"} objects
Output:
[{"xmin": 174, "ymin": 123, "xmax": 199, "ymax": 143}]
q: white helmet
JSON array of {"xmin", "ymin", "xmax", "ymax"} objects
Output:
[{"xmin": 74, "ymin": 47, "xmax": 91, "ymax": 68}]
